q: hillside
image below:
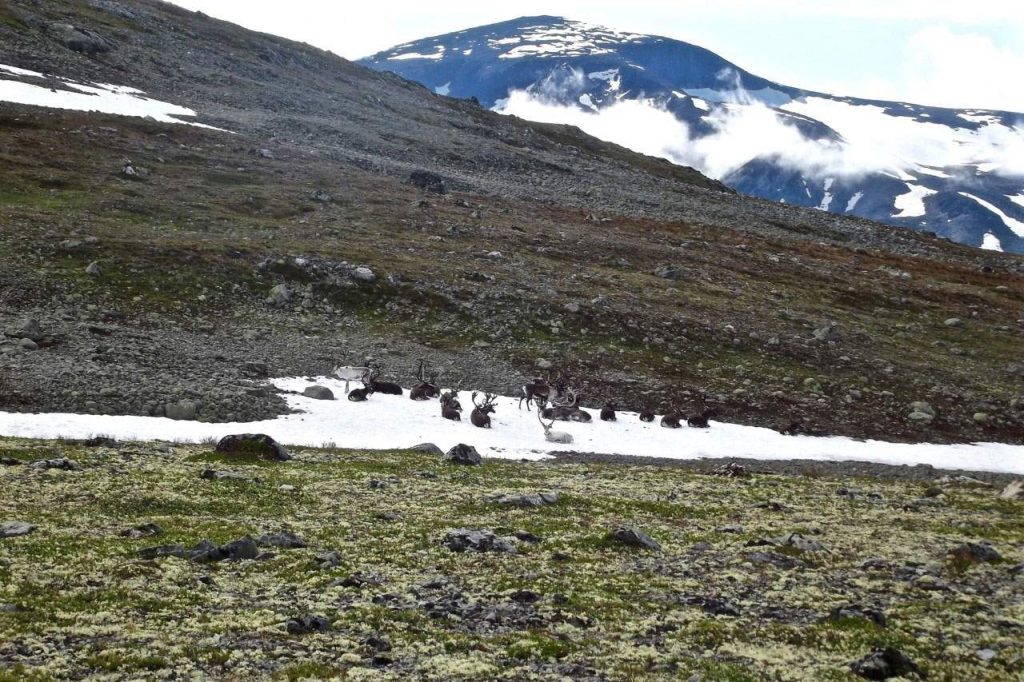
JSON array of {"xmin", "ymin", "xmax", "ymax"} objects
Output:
[
  {"xmin": 0, "ymin": 0, "xmax": 1023, "ymax": 446},
  {"xmin": 360, "ymin": 16, "xmax": 1024, "ymax": 254}
]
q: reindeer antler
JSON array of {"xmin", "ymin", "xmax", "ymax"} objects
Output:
[{"xmin": 471, "ymin": 391, "xmax": 482, "ymax": 408}]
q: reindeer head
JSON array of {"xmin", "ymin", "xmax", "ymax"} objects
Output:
[{"xmin": 472, "ymin": 391, "xmax": 497, "ymax": 414}]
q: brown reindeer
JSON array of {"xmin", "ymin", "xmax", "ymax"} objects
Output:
[
  {"xmin": 440, "ymin": 384, "xmax": 463, "ymax": 421},
  {"xmin": 661, "ymin": 407, "xmax": 683, "ymax": 429},
  {"xmin": 519, "ymin": 369, "xmax": 569, "ymax": 410},
  {"xmin": 347, "ymin": 381, "xmax": 374, "ymax": 402},
  {"xmin": 600, "ymin": 401, "xmax": 617, "ymax": 421},
  {"xmin": 687, "ymin": 408, "xmax": 718, "ymax": 428},
  {"xmin": 367, "ymin": 363, "xmax": 403, "ymax": 396},
  {"xmin": 541, "ymin": 388, "xmax": 591, "ymax": 422},
  {"xmin": 409, "ymin": 359, "xmax": 441, "ymax": 401},
  {"xmin": 471, "ymin": 391, "xmax": 497, "ymax": 428},
  {"xmin": 639, "ymin": 407, "xmax": 656, "ymax": 422}
]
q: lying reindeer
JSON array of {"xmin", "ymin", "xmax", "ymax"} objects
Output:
[
  {"xmin": 471, "ymin": 391, "xmax": 497, "ymax": 428},
  {"xmin": 367, "ymin": 363, "xmax": 403, "ymax": 396},
  {"xmin": 538, "ymin": 410, "xmax": 573, "ymax": 444},
  {"xmin": 541, "ymin": 388, "xmax": 591, "ymax": 422},
  {"xmin": 600, "ymin": 401, "xmax": 617, "ymax": 421},
  {"xmin": 347, "ymin": 381, "xmax": 374, "ymax": 402},
  {"xmin": 638, "ymin": 407, "xmax": 655, "ymax": 422},
  {"xmin": 661, "ymin": 407, "xmax": 683, "ymax": 429},
  {"xmin": 332, "ymin": 364, "xmax": 370, "ymax": 393},
  {"xmin": 440, "ymin": 386, "xmax": 462, "ymax": 421},
  {"xmin": 687, "ymin": 408, "xmax": 718, "ymax": 428},
  {"xmin": 409, "ymin": 359, "xmax": 441, "ymax": 401}
]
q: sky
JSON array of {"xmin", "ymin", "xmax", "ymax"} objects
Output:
[{"xmin": 164, "ymin": 0, "xmax": 1024, "ymax": 112}]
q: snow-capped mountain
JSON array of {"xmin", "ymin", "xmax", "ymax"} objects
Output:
[{"xmin": 360, "ymin": 16, "xmax": 1024, "ymax": 253}]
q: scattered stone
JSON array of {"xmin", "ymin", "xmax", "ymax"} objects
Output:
[
  {"xmin": 654, "ymin": 265, "xmax": 686, "ymax": 280},
  {"xmin": 315, "ymin": 551, "xmax": 341, "ymax": 569},
  {"xmin": 998, "ymin": 480, "xmax": 1023, "ymax": 499},
  {"xmin": 444, "ymin": 444, "xmax": 481, "ymax": 466},
  {"xmin": 934, "ymin": 475, "xmax": 991, "ymax": 488},
  {"xmin": 747, "ymin": 533, "xmax": 825, "ymax": 552},
  {"xmin": 286, "ymin": 614, "xmax": 332, "ymax": 635},
  {"xmin": 683, "ymin": 595, "xmax": 740, "ymax": 617},
  {"xmin": 488, "ymin": 492, "xmax": 560, "ymax": 508},
  {"xmin": 510, "ymin": 590, "xmax": 542, "ymax": 604},
  {"xmin": 200, "ymin": 469, "xmax": 251, "ymax": 481},
  {"xmin": 0, "ymin": 457, "xmax": 23, "ymax": 466},
  {"xmin": 976, "ymin": 649, "xmax": 997, "ymax": 662},
  {"xmin": 514, "ymin": 530, "xmax": 543, "ymax": 543},
  {"xmin": 943, "ymin": 317, "xmax": 963, "ymax": 327},
  {"xmin": 83, "ymin": 436, "xmax": 118, "ymax": 447},
  {"xmin": 753, "ymin": 500, "xmax": 791, "ymax": 512},
  {"xmin": 745, "ymin": 551, "xmax": 807, "ymax": 569},
  {"xmin": 1, "ymin": 521, "xmax": 36, "ymax": 538},
  {"xmin": 716, "ymin": 524, "xmax": 744, "ymax": 534},
  {"xmin": 241, "ymin": 361, "xmax": 269, "ymax": 377},
  {"xmin": 912, "ymin": 574, "xmax": 948, "ymax": 591},
  {"xmin": 409, "ymin": 443, "xmax": 444, "ymax": 457},
  {"xmin": 606, "ymin": 526, "xmax": 661, "ymax": 551},
  {"xmin": 442, "ymin": 528, "xmax": 515, "ymax": 553},
  {"xmin": 850, "ymin": 647, "xmax": 923, "ymax": 680},
  {"xmin": 50, "ymin": 22, "xmax": 114, "ymax": 54},
  {"xmin": 18, "ymin": 338, "xmax": 38, "ymax": 351},
  {"xmin": 309, "ymin": 189, "xmax": 332, "ymax": 203},
  {"xmin": 972, "ymin": 412, "xmax": 989, "ymax": 424},
  {"xmin": 192, "ymin": 536, "xmax": 260, "ymax": 562},
  {"xmin": 812, "ymin": 321, "xmax": 840, "ymax": 342},
  {"xmin": 266, "ymin": 283, "xmax": 293, "ymax": 307},
  {"xmin": 830, "ymin": 605, "xmax": 887, "ymax": 628},
  {"xmin": 119, "ymin": 522, "xmax": 163, "ymax": 539},
  {"xmin": 85, "ymin": 260, "xmax": 101, "ymax": 276},
  {"xmin": 215, "ymin": 434, "xmax": 292, "ymax": 461},
  {"xmin": 710, "ymin": 462, "xmax": 749, "ymax": 478},
  {"xmin": 29, "ymin": 457, "xmax": 79, "ymax": 471},
  {"xmin": 351, "ymin": 266, "xmax": 376, "ymax": 283},
  {"xmin": 302, "ymin": 385, "xmax": 335, "ymax": 400}
]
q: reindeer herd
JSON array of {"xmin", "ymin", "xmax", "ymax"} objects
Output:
[{"xmin": 331, "ymin": 361, "xmax": 722, "ymax": 445}]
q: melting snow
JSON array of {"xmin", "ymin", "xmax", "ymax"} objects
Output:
[
  {"xmin": 846, "ymin": 191, "xmax": 864, "ymax": 212},
  {"xmin": 2, "ymin": 376, "xmax": 1023, "ymax": 473},
  {"xmin": 818, "ymin": 177, "xmax": 834, "ymax": 211},
  {"xmin": 388, "ymin": 50, "xmax": 444, "ymax": 61},
  {"xmin": 434, "ymin": 82, "xmax": 451, "ymax": 96},
  {"xmin": 959, "ymin": 192, "xmax": 1024, "ymax": 237},
  {"xmin": 981, "ymin": 232, "xmax": 1003, "ymax": 251},
  {"xmin": 1009, "ymin": 194, "xmax": 1024, "ymax": 210},
  {"xmin": 893, "ymin": 183, "xmax": 937, "ymax": 218},
  {"xmin": 0, "ymin": 63, "xmax": 219, "ymax": 129}
]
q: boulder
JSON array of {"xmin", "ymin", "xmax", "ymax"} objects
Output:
[
  {"xmin": 266, "ymin": 283, "xmax": 293, "ymax": 307},
  {"xmin": 442, "ymin": 528, "xmax": 515, "ymax": 553},
  {"xmin": 654, "ymin": 265, "xmax": 686, "ymax": 280},
  {"xmin": 215, "ymin": 433, "xmax": 292, "ymax": 461},
  {"xmin": 409, "ymin": 443, "xmax": 444, "ymax": 457},
  {"xmin": 606, "ymin": 526, "xmax": 661, "ymax": 551},
  {"xmin": 286, "ymin": 614, "xmax": 332, "ymax": 635},
  {"xmin": 850, "ymin": 647, "xmax": 923, "ymax": 680},
  {"xmin": 1, "ymin": 521, "xmax": 36, "ymax": 538},
  {"xmin": 350, "ymin": 266, "xmax": 376, "ymax": 283},
  {"xmin": 50, "ymin": 22, "xmax": 114, "ymax": 54},
  {"xmin": 302, "ymin": 385, "xmax": 335, "ymax": 400},
  {"xmin": 445, "ymin": 444, "xmax": 481, "ymax": 466}
]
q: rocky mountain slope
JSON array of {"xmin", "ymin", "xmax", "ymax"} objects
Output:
[
  {"xmin": 360, "ymin": 16, "xmax": 1024, "ymax": 254},
  {"xmin": 1, "ymin": 0, "xmax": 1024, "ymax": 445}
]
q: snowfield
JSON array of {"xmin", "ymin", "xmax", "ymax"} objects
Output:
[{"xmin": 1, "ymin": 376, "xmax": 1022, "ymax": 474}]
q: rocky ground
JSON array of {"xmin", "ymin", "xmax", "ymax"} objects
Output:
[{"xmin": 1, "ymin": 436, "xmax": 1022, "ymax": 680}]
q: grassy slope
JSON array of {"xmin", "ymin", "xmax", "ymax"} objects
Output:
[
  {"xmin": 1, "ymin": 438, "xmax": 1021, "ymax": 680},
  {"xmin": 1, "ymin": 108, "xmax": 1023, "ymax": 443}
]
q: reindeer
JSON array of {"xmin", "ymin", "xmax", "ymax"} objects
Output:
[
  {"xmin": 367, "ymin": 363, "xmax": 403, "ymax": 396},
  {"xmin": 332, "ymin": 364, "xmax": 370, "ymax": 393},
  {"xmin": 347, "ymin": 381, "xmax": 374, "ymax": 402},
  {"xmin": 518, "ymin": 369, "xmax": 569, "ymax": 411},
  {"xmin": 409, "ymin": 359, "xmax": 441, "ymax": 401},
  {"xmin": 600, "ymin": 402, "xmax": 617, "ymax": 421},
  {"xmin": 470, "ymin": 392, "xmax": 497, "ymax": 428},
  {"xmin": 440, "ymin": 384, "xmax": 462, "ymax": 421},
  {"xmin": 541, "ymin": 388, "xmax": 591, "ymax": 422},
  {"xmin": 687, "ymin": 408, "xmax": 718, "ymax": 428},
  {"xmin": 638, "ymin": 408, "xmax": 655, "ymax": 422},
  {"xmin": 661, "ymin": 407, "xmax": 683, "ymax": 429},
  {"xmin": 538, "ymin": 410, "xmax": 573, "ymax": 444}
]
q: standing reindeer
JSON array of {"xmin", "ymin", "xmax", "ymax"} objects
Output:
[
  {"xmin": 440, "ymin": 384, "xmax": 462, "ymax": 421},
  {"xmin": 519, "ymin": 369, "xmax": 570, "ymax": 411},
  {"xmin": 332, "ymin": 364, "xmax": 371, "ymax": 393},
  {"xmin": 471, "ymin": 392, "xmax": 497, "ymax": 428},
  {"xmin": 367, "ymin": 363, "xmax": 403, "ymax": 396},
  {"xmin": 538, "ymin": 410, "xmax": 573, "ymax": 444},
  {"xmin": 409, "ymin": 359, "xmax": 441, "ymax": 401}
]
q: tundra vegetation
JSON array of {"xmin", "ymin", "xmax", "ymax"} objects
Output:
[{"xmin": 1, "ymin": 437, "xmax": 1022, "ymax": 680}]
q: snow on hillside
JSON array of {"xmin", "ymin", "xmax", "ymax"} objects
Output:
[
  {"xmin": 2, "ymin": 376, "xmax": 1023, "ymax": 474},
  {"xmin": 0, "ymin": 63, "xmax": 220, "ymax": 129}
]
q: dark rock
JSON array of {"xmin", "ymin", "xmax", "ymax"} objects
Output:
[
  {"xmin": 315, "ymin": 551, "xmax": 341, "ymax": 569},
  {"xmin": 510, "ymin": 590, "xmax": 542, "ymax": 604},
  {"xmin": 215, "ymin": 434, "xmax": 292, "ymax": 461},
  {"xmin": 137, "ymin": 543, "xmax": 189, "ymax": 560},
  {"xmin": 0, "ymin": 457, "xmax": 23, "ymax": 466},
  {"xmin": 445, "ymin": 443, "xmax": 481, "ymax": 466},
  {"xmin": 50, "ymin": 22, "xmax": 114, "ymax": 54},
  {"xmin": 1, "ymin": 521, "xmax": 36, "ymax": 538},
  {"xmin": 286, "ymin": 614, "xmax": 332, "ymax": 635},
  {"xmin": 257, "ymin": 531, "xmax": 307, "ymax": 549},
  {"xmin": 241, "ymin": 361, "xmax": 269, "ymax": 378},
  {"xmin": 408, "ymin": 170, "xmax": 446, "ymax": 194},
  {"xmin": 302, "ymin": 385, "xmax": 335, "ymax": 400},
  {"xmin": 850, "ymin": 647, "xmax": 924, "ymax": 680},
  {"xmin": 684, "ymin": 595, "xmax": 740, "ymax": 617},
  {"xmin": 442, "ymin": 528, "xmax": 515, "ymax": 553},
  {"xmin": 82, "ymin": 436, "xmax": 119, "ymax": 447},
  {"xmin": 200, "ymin": 469, "xmax": 251, "ymax": 481},
  {"xmin": 309, "ymin": 189, "xmax": 332, "ymax": 203},
  {"xmin": 948, "ymin": 542, "xmax": 1002, "ymax": 564},
  {"xmin": 745, "ymin": 551, "xmax": 807, "ymax": 569},
  {"xmin": 606, "ymin": 526, "xmax": 661, "ymax": 551},
  {"xmin": 746, "ymin": 532, "xmax": 826, "ymax": 552},
  {"xmin": 514, "ymin": 530, "xmax": 543, "ymax": 543},
  {"xmin": 194, "ymin": 536, "xmax": 260, "ymax": 562},
  {"xmin": 654, "ymin": 265, "xmax": 686, "ymax": 280},
  {"xmin": 409, "ymin": 443, "xmax": 444, "ymax": 457},
  {"xmin": 488, "ymin": 492, "xmax": 560, "ymax": 507}
]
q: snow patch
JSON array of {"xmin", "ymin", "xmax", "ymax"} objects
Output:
[
  {"xmin": 818, "ymin": 177, "xmax": 834, "ymax": 211},
  {"xmin": 0, "ymin": 63, "xmax": 220, "ymax": 129},
  {"xmin": 1008, "ymin": 194, "xmax": 1024, "ymax": 210},
  {"xmin": 434, "ymin": 82, "xmax": 451, "ymax": 96},
  {"xmin": 388, "ymin": 50, "xmax": 444, "ymax": 61},
  {"xmin": 959, "ymin": 192, "xmax": 1024, "ymax": 237},
  {"xmin": 1, "ymin": 376, "xmax": 1023, "ymax": 474},
  {"xmin": 893, "ymin": 183, "xmax": 937, "ymax": 218},
  {"xmin": 981, "ymin": 232, "xmax": 1003, "ymax": 251},
  {"xmin": 846, "ymin": 191, "xmax": 864, "ymax": 212}
]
